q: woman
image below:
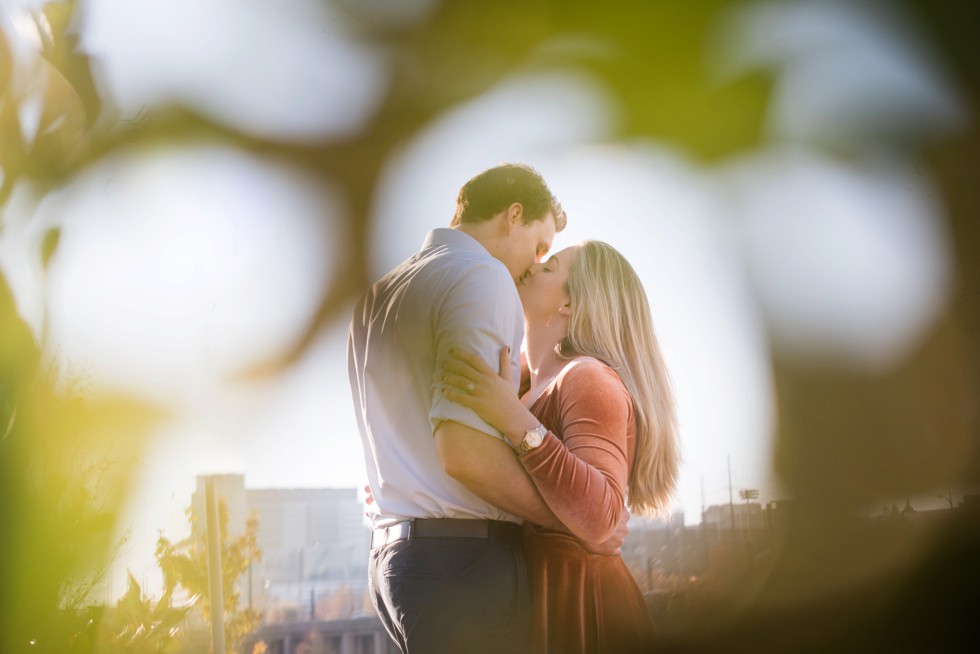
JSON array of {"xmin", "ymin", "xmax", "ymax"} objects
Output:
[{"xmin": 441, "ymin": 240, "xmax": 680, "ymax": 653}]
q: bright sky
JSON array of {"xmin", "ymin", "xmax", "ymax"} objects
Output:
[{"xmin": 0, "ymin": 0, "xmax": 964, "ymax": 600}]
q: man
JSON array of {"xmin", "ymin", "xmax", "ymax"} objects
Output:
[{"xmin": 348, "ymin": 164, "xmax": 571, "ymax": 653}]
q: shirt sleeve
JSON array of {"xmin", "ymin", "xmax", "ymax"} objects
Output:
[
  {"xmin": 429, "ymin": 261, "xmax": 523, "ymax": 440},
  {"xmin": 520, "ymin": 360, "xmax": 632, "ymax": 543}
]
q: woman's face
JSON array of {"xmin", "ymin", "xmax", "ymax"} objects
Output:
[{"xmin": 517, "ymin": 244, "xmax": 579, "ymax": 320}]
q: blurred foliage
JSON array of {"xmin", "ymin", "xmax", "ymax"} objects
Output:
[
  {"xmin": 49, "ymin": 497, "xmax": 259, "ymax": 654},
  {"xmin": 0, "ymin": 0, "xmax": 100, "ymax": 205},
  {"xmin": 1, "ymin": 278, "xmax": 159, "ymax": 653},
  {"xmin": 1, "ymin": 0, "xmax": 978, "ymax": 652},
  {"xmin": 155, "ymin": 500, "xmax": 262, "ymax": 654},
  {"xmin": 1, "ymin": 3, "xmax": 157, "ymax": 651},
  {"xmin": 82, "ymin": 574, "xmax": 190, "ymax": 654}
]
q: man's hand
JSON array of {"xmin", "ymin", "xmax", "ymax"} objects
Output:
[
  {"xmin": 362, "ymin": 484, "xmax": 375, "ymax": 519},
  {"xmin": 581, "ymin": 506, "xmax": 630, "ymax": 556}
]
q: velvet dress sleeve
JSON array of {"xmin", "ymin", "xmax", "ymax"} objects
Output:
[{"xmin": 520, "ymin": 358, "xmax": 632, "ymax": 544}]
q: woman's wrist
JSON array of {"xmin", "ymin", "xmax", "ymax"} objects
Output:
[{"xmin": 505, "ymin": 412, "xmax": 544, "ymax": 447}]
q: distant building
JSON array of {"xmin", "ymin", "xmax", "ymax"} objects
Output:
[
  {"xmin": 191, "ymin": 474, "xmax": 370, "ymax": 620},
  {"xmin": 243, "ymin": 616, "xmax": 398, "ymax": 654},
  {"xmin": 191, "ymin": 474, "xmax": 251, "ymax": 542},
  {"xmin": 248, "ymin": 487, "xmax": 369, "ymax": 587},
  {"xmin": 702, "ymin": 502, "xmax": 766, "ymax": 531},
  {"xmin": 631, "ymin": 509, "xmax": 685, "ymax": 531}
]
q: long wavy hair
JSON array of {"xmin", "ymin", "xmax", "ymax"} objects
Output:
[{"xmin": 561, "ymin": 240, "xmax": 680, "ymax": 517}]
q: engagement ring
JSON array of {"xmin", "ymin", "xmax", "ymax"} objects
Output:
[{"xmin": 466, "ymin": 381, "xmax": 476, "ymax": 392}]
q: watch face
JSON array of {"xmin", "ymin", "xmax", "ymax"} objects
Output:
[{"xmin": 517, "ymin": 425, "xmax": 547, "ymax": 455}]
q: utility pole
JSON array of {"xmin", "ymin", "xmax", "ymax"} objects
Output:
[
  {"xmin": 700, "ymin": 474, "xmax": 706, "ymax": 524},
  {"xmin": 739, "ymin": 488, "xmax": 759, "ymax": 568},
  {"xmin": 205, "ymin": 476, "xmax": 226, "ymax": 654},
  {"xmin": 700, "ymin": 474, "xmax": 709, "ymax": 566},
  {"xmin": 727, "ymin": 455, "xmax": 736, "ymax": 533}
]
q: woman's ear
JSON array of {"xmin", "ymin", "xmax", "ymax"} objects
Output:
[{"xmin": 558, "ymin": 300, "xmax": 572, "ymax": 316}]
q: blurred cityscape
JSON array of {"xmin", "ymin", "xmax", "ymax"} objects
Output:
[{"xmin": 182, "ymin": 474, "xmax": 978, "ymax": 654}]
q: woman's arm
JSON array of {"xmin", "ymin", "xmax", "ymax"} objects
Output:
[
  {"xmin": 518, "ymin": 360, "xmax": 631, "ymax": 544},
  {"xmin": 440, "ymin": 350, "xmax": 631, "ymax": 545}
]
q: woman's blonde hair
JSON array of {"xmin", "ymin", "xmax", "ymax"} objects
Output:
[{"xmin": 562, "ymin": 240, "xmax": 679, "ymax": 517}]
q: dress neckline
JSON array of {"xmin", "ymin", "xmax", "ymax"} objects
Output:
[{"xmin": 522, "ymin": 357, "xmax": 585, "ymax": 408}]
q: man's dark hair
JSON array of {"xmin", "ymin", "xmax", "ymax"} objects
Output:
[{"xmin": 451, "ymin": 163, "xmax": 566, "ymax": 230}]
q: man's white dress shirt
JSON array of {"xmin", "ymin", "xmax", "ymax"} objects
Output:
[{"xmin": 348, "ymin": 228, "xmax": 524, "ymax": 528}]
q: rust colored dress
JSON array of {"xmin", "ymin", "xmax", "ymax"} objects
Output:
[{"xmin": 520, "ymin": 357, "xmax": 655, "ymax": 654}]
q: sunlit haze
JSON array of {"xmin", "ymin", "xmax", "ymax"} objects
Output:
[{"xmin": 0, "ymin": 0, "xmax": 964, "ymax": 602}]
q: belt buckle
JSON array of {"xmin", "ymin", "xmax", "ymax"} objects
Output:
[
  {"xmin": 373, "ymin": 520, "xmax": 412, "ymax": 549},
  {"xmin": 396, "ymin": 520, "xmax": 413, "ymax": 545}
]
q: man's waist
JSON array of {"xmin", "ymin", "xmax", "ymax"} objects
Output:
[
  {"xmin": 368, "ymin": 490, "xmax": 522, "ymax": 528},
  {"xmin": 371, "ymin": 518, "xmax": 522, "ymax": 549}
]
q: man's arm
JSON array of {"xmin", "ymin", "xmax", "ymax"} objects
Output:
[{"xmin": 434, "ymin": 421, "xmax": 563, "ymax": 529}]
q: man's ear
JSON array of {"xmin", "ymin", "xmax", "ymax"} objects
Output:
[{"xmin": 505, "ymin": 202, "xmax": 524, "ymax": 233}]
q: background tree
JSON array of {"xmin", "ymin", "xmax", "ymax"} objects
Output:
[{"xmin": 155, "ymin": 499, "xmax": 262, "ymax": 654}]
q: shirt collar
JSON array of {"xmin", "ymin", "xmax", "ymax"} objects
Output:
[{"xmin": 422, "ymin": 228, "xmax": 491, "ymax": 258}]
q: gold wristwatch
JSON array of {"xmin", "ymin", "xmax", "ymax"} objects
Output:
[{"xmin": 516, "ymin": 424, "xmax": 548, "ymax": 456}]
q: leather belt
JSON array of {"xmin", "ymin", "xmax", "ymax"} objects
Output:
[{"xmin": 371, "ymin": 518, "xmax": 519, "ymax": 549}]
